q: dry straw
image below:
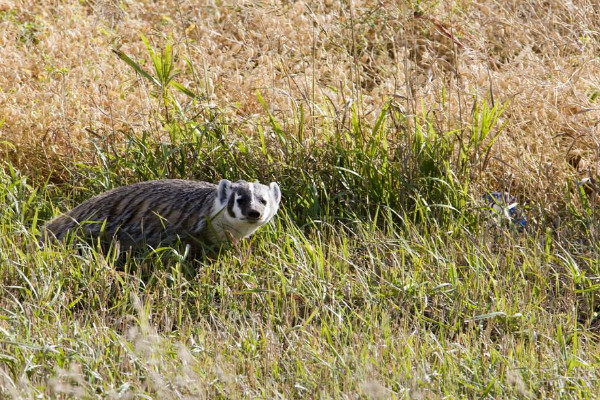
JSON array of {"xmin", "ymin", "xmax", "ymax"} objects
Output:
[{"xmin": 0, "ymin": 0, "xmax": 599, "ymax": 208}]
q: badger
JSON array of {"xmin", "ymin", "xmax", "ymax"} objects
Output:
[{"xmin": 40, "ymin": 179, "xmax": 281, "ymax": 255}]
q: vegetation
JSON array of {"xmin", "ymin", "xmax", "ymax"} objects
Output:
[{"xmin": 1, "ymin": 0, "xmax": 599, "ymax": 398}]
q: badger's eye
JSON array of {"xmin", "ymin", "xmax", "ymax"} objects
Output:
[
  {"xmin": 237, "ymin": 198, "xmax": 247, "ymax": 205},
  {"xmin": 259, "ymin": 198, "xmax": 267, "ymax": 205}
]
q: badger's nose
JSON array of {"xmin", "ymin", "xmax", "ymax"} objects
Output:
[{"xmin": 247, "ymin": 210, "xmax": 261, "ymax": 220}]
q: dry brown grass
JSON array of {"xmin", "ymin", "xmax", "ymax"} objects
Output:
[{"xmin": 1, "ymin": 0, "xmax": 599, "ymax": 203}]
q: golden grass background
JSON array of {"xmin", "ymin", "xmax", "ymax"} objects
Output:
[{"xmin": 1, "ymin": 0, "xmax": 599, "ymax": 208}]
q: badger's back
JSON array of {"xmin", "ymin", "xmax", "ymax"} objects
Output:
[{"xmin": 42, "ymin": 179, "xmax": 218, "ymax": 249}]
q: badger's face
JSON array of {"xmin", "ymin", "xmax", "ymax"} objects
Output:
[{"xmin": 217, "ymin": 179, "xmax": 281, "ymax": 229}]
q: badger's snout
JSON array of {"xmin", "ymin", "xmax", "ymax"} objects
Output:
[{"xmin": 246, "ymin": 209, "xmax": 262, "ymax": 221}]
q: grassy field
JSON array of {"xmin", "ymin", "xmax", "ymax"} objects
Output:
[{"xmin": 1, "ymin": 0, "xmax": 600, "ymax": 398}]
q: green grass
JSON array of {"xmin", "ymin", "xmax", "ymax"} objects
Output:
[{"xmin": 1, "ymin": 37, "xmax": 600, "ymax": 399}]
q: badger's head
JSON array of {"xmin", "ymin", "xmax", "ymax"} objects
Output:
[{"xmin": 216, "ymin": 179, "xmax": 281, "ymax": 236}]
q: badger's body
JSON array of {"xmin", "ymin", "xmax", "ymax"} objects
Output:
[{"xmin": 41, "ymin": 179, "xmax": 281, "ymax": 254}]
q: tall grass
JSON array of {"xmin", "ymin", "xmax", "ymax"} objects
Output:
[
  {"xmin": 86, "ymin": 41, "xmax": 507, "ymax": 230},
  {"xmin": 0, "ymin": 33, "xmax": 600, "ymax": 398},
  {"xmin": 1, "ymin": 22, "xmax": 600, "ymax": 400},
  {"xmin": 2, "ymin": 157, "xmax": 599, "ymax": 397}
]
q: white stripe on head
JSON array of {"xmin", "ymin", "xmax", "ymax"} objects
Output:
[{"xmin": 248, "ymin": 182, "xmax": 255, "ymax": 204}]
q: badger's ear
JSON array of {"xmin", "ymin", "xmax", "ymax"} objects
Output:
[
  {"xmin": 217, "ymin": 179, "xmax": 232, "ymax": 205},
  {"xmin": 269, "ymin": 182, "xmax": 281, "ymax": 206}
]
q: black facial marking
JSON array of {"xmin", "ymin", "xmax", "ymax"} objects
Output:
[{"xmin": 227, "ymin": 193, "xmax": 237, "ymax": 218}]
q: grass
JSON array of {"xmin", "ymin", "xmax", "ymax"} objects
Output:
[
  {"xmin": 1, "ymin": 0, "xmax": 600, "ymax": 398},
  {"xmin": 2, "ymin": 164, "xmax": 599, "ymax": 398}
]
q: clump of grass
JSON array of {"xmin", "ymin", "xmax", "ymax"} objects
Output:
[{"xmin": 82, "ymin": 39, "xmax": 506, "ymax": 232}]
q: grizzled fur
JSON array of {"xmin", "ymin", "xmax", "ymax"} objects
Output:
[{"xmin": 40, "ymin": 179, "xmax": 281, "ymax": 254}]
